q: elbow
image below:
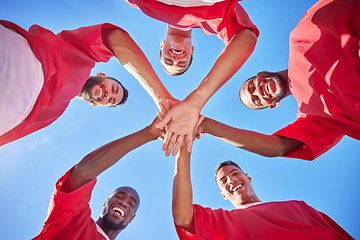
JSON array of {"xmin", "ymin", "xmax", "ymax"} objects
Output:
[{"xmin": 173, "ymin": 214, "xmax": 193, "ymax": 228}]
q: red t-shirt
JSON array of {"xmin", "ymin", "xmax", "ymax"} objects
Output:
[
  {"xmin": 32, "ymin": 168, "xmax": 107, "ymax": 240},
  {"xmin": 175, "ymin": 201, "xmax": 354, "ymax": 240},
  {"xmin": 125, "ymin": 0, "xmax": 259, "ymax": 44},
  {"xmin": 274, "ymin": 0, "xmax": 360, "ymax": 160},
  {"xmin": 0, "ymin": 21, "xmax": 119, "ymax": 146}
]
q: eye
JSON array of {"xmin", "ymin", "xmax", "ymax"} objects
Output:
[{"xmin": 164, "ymin": 58, "xmax": 173, "ymax": 65}]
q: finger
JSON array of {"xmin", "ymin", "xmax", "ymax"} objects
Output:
[
  {"xmin": 162, "ymin": 99, "xmax": 171, "ymax": 110},
  {"xmin": 155, "ymin": 112, "xmax": 172, "ymax": 129},
  {"xmin": 166, "ymin": 98, "xmax": 177, "ymax": 107},
  {"xmin": 196, "ymin": 115, "xmax": 205, "ymax": 129},
  {"xmin": 159, "ymin": 101, "xmax": 167, "ymax": 116},
  {"xmin": 172, "ymin": 135, "xmax": 185, "ymax": 156},
  {"xmin": 157, "ymin": 111, "xmax": 164, "ymax": 121},
  {"xmin": 185, "ymin": 134, "xmax": 194, "ymax": 153},
  {"xmin": 165, "ymin": 134, "xmax": 179, "ymax": 157},
  {"xmin": 162, "ymin": 130, "xmax": 173, "ymax": 152}
]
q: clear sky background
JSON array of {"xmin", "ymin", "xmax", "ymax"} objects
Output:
[{"xmin": 0, "ymin": 0, "xmax": 359, "ymax": 239}]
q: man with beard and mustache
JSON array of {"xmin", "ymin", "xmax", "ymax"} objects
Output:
[
  {"xmin": 234, "ymin": 0, "xmax": 360, "ymax": 160},
  {"xmin": 32, "ymin": 116, "xmax": 164, "ymax": 240},
  {"xmin": 125, "ymin": 0, "xmax": 259, "ymax": 157},
  {"xmin": 172, "ymin": 150, "xmax": 354, "ymax": 239},
  {"xmin": 0, "ymin": 21, "xmax": 173, "ymax": 147}
]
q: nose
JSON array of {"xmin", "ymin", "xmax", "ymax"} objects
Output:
[{"xmin": 253, "ymin": 87, "xmax": 261, "ymax": 97}]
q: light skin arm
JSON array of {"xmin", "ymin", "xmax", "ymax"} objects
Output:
[
  {"xmin": 60, "ymin": 117, "xmax": 164, "ymax": 194},
  {"xmin": 101, "ymin": 28, "xmax": 175, "ymax": 108},
  {"xmin": 172, "ymin": 147, "xmax": 195, "ymax": 234},
  {"xmin": 156, "ymin": 29, "xmax": 258, "ymax": 155},
  {"xmin": 198, "ymin": 117, "xmax": 304, "ymax": 157}
]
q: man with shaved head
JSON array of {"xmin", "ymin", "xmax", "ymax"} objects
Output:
[
  {"xmin": 33, "ymin": 117, "xmax": 164, "ymax": 240},
  {"xmin": 235, "ymin": 0, "xmax": 360, "ymax": 160}
]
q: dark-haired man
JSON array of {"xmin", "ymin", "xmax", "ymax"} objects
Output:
[
  {"xmin": 125, "ymin": 0, "xmax": 258, "ymax": 156},
  {"xmin": 32, "ymin": 117, "xmax": 164, "ymax": 240},
  {"xmin": 237, "ymin": 0, "xmax": 360, "ymax": 160},
  {"xmin": 0, "ymin": 21, "xmax": 172, "ymax": 146},
  {"xmin": 172, "ymin": 151, "xmax": 354, "ymax": 239}
]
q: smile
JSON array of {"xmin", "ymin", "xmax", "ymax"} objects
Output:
[
  {"xmin": 112, "ymin": 205, "xmax": 126, "ymax": 218},
  {"xmin": 170, "ymin": 48, "xmax": 185, "ymax": 55}
]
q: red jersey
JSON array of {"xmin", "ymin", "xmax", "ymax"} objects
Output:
[
  {"xmin": 175, "ymin": 201, "xmax": 354, "ymax": 240},
  {"xmin": 274, "ymin": 0, "xmax": 360, "ymax": 160},
  {"xmin": 125, "ymin": 0, "xmax": 259, "ymax": 44},
  {"xmin": 0, "ymin": 22, "xmax": 119, "ymax": 146},
  {"xmin": 32, "ymin": 168, "xmax": 107, "ymax": 240}
]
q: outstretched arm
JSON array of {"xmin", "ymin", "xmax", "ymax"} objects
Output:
[
  {"xmin": 102, "ymin": 28, "xmax": 175, "ymax": 108},
  {"xmin": 172, "ymin": 147, "xmax": 195, "ymax": 234},
  {"xmin": 198, "ymin": 117, "xmax": 304, "ymax": 157},
  {"xmin": 156, "ymin": 29, "xmax": 257, "ymax": 155},
  {"xmin": 60, "ymin": 117, "xmax": 164, "ymax": 194}
]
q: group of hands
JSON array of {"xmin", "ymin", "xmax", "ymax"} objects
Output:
[{"xmin": 148, "ymin": 98, "xmax": 205, "ymax": 157}]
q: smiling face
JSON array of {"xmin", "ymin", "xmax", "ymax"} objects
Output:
[
  {"xmin": 99, "ymin": 187, "xmax": 140, "ymax": 231},
  {"xmin": 160, "ymin": 34, "xmax": 194, "ymax": 75},
  {"xmin": 216, "ymin": 164, "xmax": 258, "ymax": 207},
  {"xmin": 80, "ymin": 75, "xmax": 126, "ymax": 107},
  {"xmin": 239, "ymin": 72, "xmax": 288, "ymax": 110}
]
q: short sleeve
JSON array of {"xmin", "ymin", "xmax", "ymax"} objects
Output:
[
  {"xmin": 57, "ymin": 23, "xmax": 121, "ymax": 63},
  {"xmin": 274, "ymin": 117, "xmax": 344, "ymax": 160},
  {"xmin": 43, "ymin": 166, "xmax": 97, "ymax": 225}
]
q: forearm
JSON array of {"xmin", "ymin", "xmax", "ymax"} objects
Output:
[
  {"xmin": 202, "ymin": 118, "xmax": 303, "ymax": 157},
  {"xmin": 102, "ymin": 28, "xmax": 172, "ymax": 107},
  {"xmin": 185, "ymin": 29, "xmax": 257, "ymax": 110},
  {"xmin": 172, "ymin": 148, "xmax": 195, "ymax": 234},
  {"xmin": 61, "ymin": 126, "xmax": 157, "ymax": 193}
]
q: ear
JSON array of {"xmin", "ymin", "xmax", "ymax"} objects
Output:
[
  {"xmin": 220, "ymin": 191, "xmax": 228, "ymax": 200},
  {"xmin": 97, "ymin": 73, "xmax": 106, "ymax": 77},
  {"xmin": 269, "ymin": 102, "xmax": 280, "ymax": 109},
  {"xmin": 160, "ymin": 41, "xmax": 165, "ymax": 49},
  {"xmin": 103, "ymin": 198, "xmax": 109, "ymax": 207},
  {"xmin": 191, "ymin": 45, "xmax": 194, "ymax": 54},
  {"xmin": 245, "ymin": 173, "xmax": 252, "ymax": 183}
]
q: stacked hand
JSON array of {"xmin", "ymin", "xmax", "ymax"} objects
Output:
[{"xmin": 155, "ymin": 98, "xmax": 205, "ymax": 156}]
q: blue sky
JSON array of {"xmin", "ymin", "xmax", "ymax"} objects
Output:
[{"xmin": 0, "ymin": 0, "xmax": 359, "ymax": 239}]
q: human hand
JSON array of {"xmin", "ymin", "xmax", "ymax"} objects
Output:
[
  {"xmin": 155, "ymin": 99, "xmax": 204, "ymax": 156},
  {"xmin": 148, "ymin": 116, "xmax": 166, "ymax": 140}
]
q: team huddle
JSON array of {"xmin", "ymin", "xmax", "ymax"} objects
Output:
[{"xmin": 1, "ymin": 0, "xmax": 358, "ymax": 239}]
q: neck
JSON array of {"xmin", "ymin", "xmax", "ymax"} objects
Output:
[
  {"xmin": 234, "ymin": 195, "xmax": 261, "ymax": 209},
  {"xmin": 166, "ymin": 25, "xmax": 192, "ymax": 38},
  {"xmin": 96, "ymin": 219, "xmax": 121, "ymax": 240}
]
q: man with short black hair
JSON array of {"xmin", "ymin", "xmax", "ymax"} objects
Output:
[
  {"xmin": 172, "ymin": 149, "xmax": 354, "ymax": 239},
  {"xmin": 0, "ymin": 21, "xmax": 172, "ymax": 146}
]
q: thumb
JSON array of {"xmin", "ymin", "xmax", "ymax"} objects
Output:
[{"xmin": 155, "ymin": 112, "xmax": 172, "ymax": 129}]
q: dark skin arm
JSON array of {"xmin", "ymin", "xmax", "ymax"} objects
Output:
[
  {"xmin": 198, "ymin": 117, "xmax": 304, "ymax": 157},
  {"xmin": 60, "ymin": 117, "xmax": 164, "ymax": 193}
]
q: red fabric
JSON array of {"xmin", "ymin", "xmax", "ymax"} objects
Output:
[
  {"xmin": 175, "ymin": 201, "xmax": 354, "ymax": 240},
  {"xmin": 274, "ymin": 0, "xmax": 360, "ymax": 160},
  {"xmin": 32, "ymin": 168, "xmax": 106, "ymax": 240},
  {"xmin": 125, "ymin": 0, "xmax": 259, "ymax": 44},
  {"xmin": 0, "ymin": 21, "xmax": 119, "ymax": 146}
]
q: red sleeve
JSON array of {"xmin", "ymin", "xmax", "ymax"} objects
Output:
[
  {"xmin": 174, "ymin": 204, "xmax": 224, "ymax": 240},
  {"xmin": 43, "ymin": 166, "xmax": 97, "ymax": 225},
  {"xmin": 217, "ymin": 3, "xmax": 259, "ymax": 45},
  {"xmin": 274, "ymin": 117, "xmax": 344, "ymax": 160},
  {"xmin": 56, "ymin": 23, "xmax": 119, "ymax": 63}
]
